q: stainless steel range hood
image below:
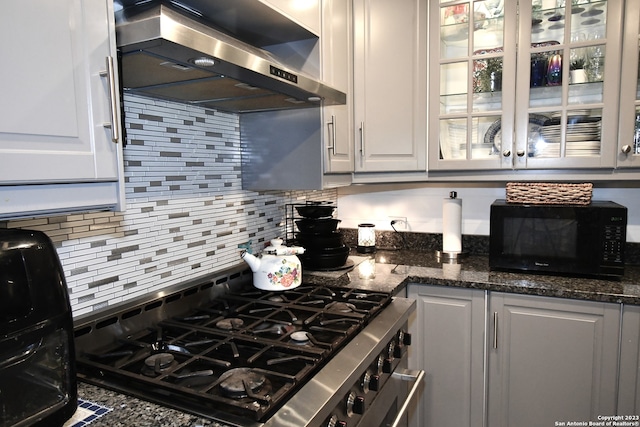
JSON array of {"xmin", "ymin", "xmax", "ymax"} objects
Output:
[{"xmin": 115, "ymin": 2, "xmax": 346, "ymax": 113}]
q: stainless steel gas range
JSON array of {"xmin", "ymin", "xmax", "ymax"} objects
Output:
[{"xmin": 73, "ymin": 266, "xmax": 421, "ymax": 427}]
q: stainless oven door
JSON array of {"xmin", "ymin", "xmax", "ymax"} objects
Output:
[{"xmin": 356, "ymin": 365, "xmax": 424, "ymax": 427}]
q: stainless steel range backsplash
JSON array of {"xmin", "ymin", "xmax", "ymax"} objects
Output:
[{"xmin": 1, "ymin": 94, "xmax": 336, "ymax": 317}]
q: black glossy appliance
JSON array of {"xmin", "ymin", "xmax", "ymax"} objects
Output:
[
  {"xmin": 0, "ymin": 229, "xmax": 77, "ymax": 426},
  {"xmin": 490, "ymin": 200, "xmax": 627, "ymax": 279}
]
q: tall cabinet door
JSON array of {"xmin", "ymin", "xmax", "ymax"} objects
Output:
[
  {"xmin": 487, "ymin": 293, "xmax": 620, "ymax": 427},
  {"xmin": 429, "ymin": 0, "xmax": 517, "ymax": 171},
  {"xmin": 322, "ymin": 0, "xmax": 354, "ymax": 174},
  {"xmin": 617, "ymin": 0, "xmax": 640, "ymax": 167},
  {"xmin": 353, "ymin": 0, "xmax": 427, "ymax": 173},
  {"xmin": 0, "ymin": 0, "xmax": 122, "ymax": 184},
  {"xmin": 618, "ymin": 304, "xmax": 640, "ymax": 413},
  {"xmin": 514, "ymin": 0, "xmax": 623, "ymax": 170},
  {"xmin": 407, "ymin": 284, "xmax": 485, "ymax": 427}
]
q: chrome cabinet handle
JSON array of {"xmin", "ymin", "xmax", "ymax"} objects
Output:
[
  {"xmin": 516, "ymin": 150, "xmax": 525, "ymax": 157},
  {"xmin": 390, "ymin": 369, "xmax": 425, "ymax": 427},
  {"xmin": 359, "ymin": 122, "xmax": 365, "ymax": 157},
  {"xmin": 622, "ymin": 145, "xmax": 632, "ymax": 154},
  {"xmin": 493, "ymin": 312, "xmax": 498, "ymax": 349},
  {"xmin": 502, "ymin": 149, "xmax": 511, "ymax": 158},
  {"xmin": 326, "ymin": 115, "xmax": 336, "ymax": 155},
  {"xmin": 100, "ymin": 56, "xmax": 120, "ymax": 143}
]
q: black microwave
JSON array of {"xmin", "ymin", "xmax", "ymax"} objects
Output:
[
  {"xmin": 489, "ymin": 200, "xmax": 627, "ymax": 279},
  {"xmin": 0, "ymin": 229, "xmax": 77, "ymax": 426}
]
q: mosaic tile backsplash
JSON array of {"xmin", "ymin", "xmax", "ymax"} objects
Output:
[{"xmin": 2, "ymin": 95, "xmax": 336, "ymax": 317}]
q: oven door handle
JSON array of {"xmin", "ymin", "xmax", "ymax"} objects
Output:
[{"xmin": 390, "ymin": 368, "xmax": 425, "ymax": 427}]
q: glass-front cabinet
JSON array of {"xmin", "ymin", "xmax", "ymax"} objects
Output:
[
  {"xmin": 618, "ymin": 0, "xmax": 640, "ymax": 168},
  {"xmin": 429, "ymin": 0, "xmax": 623, "ymax": 171}
]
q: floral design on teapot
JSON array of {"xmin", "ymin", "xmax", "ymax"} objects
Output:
[{"xmin": 267, "ymin": 259, "xmax": 300, "ymax": 287}]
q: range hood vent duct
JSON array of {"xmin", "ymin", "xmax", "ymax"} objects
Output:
[{"xmin": 115, "ymin": 2, "xmax": 346, "ymax": 113}]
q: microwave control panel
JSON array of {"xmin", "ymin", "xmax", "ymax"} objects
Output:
[{"xmin": 602, "ymin": 224, "xmax": 625, "ymax": 263}]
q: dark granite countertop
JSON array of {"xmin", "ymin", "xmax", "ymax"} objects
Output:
[
  {"xmin": 304, "ymin": 251, "xmax": 640, "ymax": 306},
  {"xmin": 72, "ymin": 249, "xmax": 640, "ymax": 427}
]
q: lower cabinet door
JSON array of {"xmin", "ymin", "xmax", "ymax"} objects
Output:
[
  {"xmin": 487, "ymin": 293, "xmax": 620, "ymax": 427},
  {"xmin": 407, "ymin": 284, "xmax": 485, "ymax": 427},
  {"xmin": 618, "ymin": 304, "xmax": 640, "ymax": 414}
]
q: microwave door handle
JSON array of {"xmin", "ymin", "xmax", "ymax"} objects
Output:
[{"xmin": 390, "ymin": 369, "xmax": 425, "ymax": 427}]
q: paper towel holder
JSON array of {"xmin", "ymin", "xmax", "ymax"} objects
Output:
[{"xmin": 437, "ymin": 191, "xmax": 467, "ymax": 262}]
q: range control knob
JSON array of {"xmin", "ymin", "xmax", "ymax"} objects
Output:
[
  {"xmin": 346, "ymin": 391, "xmax": 365, "ymax": 416},
  {"xmin": 376, "ymin": 355, "xmax": 385, "ymax": 374},
  {"xmin": 383, "ymin": 357, "xmax": 394, "ymax": 374},
  {"xmin": 362, "ymin": 371, "xmax": 372, "ymax": 393},
  {"xmin": 326, "ymin": 414, "xmax": 347, "ymax": 427},
  {"xmin": 387, "ymin": 341, "xmax": 396, "ymax": 359},
  {"xmin": 398, "ymin": 330, "xmax": 412, "ymax": 346},
  {"xmin": 394, "ymin": 343, "xmax": 404, "ymax": 358},
  {"xmin": 369, "ymin": 373, "xmax": 381, "ymax": 391},
  {"xmin": 354, "ymin": 395, "xmax": 365, "ymax": 415}
]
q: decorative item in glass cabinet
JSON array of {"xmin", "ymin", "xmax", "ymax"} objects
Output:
[
  {"xmin": 546, "ymin": 53, "xmax": 562, "ymax": 86},
  {"xmin": 586, "ymin": 45, "xmax": 605, "ymax": 82},
  {"xmin": 357, "ymin": 224, "xmax": 376, "ymax": 253},
  {"xmin": 474, "ymin": 57, "xmax": 503, "ymax": 93},
  {"xmin": 530, "ymin": 53, "xmax": 547, "ymax": 87},
  {"xmin": 570, "ymin": 57, "xmax": 587, "ymax": 83}
]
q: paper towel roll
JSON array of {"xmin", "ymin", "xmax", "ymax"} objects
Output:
[{"xmin": 443, "ymin": 194, "xmax": 462, "ymax": 253}]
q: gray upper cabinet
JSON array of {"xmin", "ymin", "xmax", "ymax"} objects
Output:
[
  {"xmin": 352, "ymin": 0, "xmax": 427, "ymax": 174},
  {"xmin": 0, "ymin": 0, "xmax": 124, "ymax": 218},
  {"xmin": 429, "ymin": 0, "xmax": 623, "ymax": 173},
  {"xmin": 617, "ymin": 0, "xmax": 640, "ymax": 168},
  {"xmin": 322, "ymin": 0, "xmax": 355, "ymax": 174}
]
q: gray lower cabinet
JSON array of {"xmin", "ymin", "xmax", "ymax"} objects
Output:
[
  {"xmin": 488, "ymin": 293, "xmax": 620, "ymax": 427},
  {"xmin": 407, "ymin": 284, "xmax": 485, "ymax": 427},
  {"xmin": 619, "ymin": 304, "xmax": 640, "ymax": 413},
  {"xmin": 407, "ymin": 285, "xmax": 622, "ymax": 427}
]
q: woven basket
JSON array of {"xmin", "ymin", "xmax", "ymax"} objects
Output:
[{"xmin": 505, "ymin": 182, "xmax": 593, "ymax": 205}]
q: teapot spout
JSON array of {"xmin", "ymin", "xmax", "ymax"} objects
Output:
[{"xmin": 241, "ymin": 251, "xmax": 261, "ymax": 272}]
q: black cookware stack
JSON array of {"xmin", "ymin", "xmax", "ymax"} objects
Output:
[{"xmin": 294, "ymin": 203, "xmax": 350, "ymax": 270}]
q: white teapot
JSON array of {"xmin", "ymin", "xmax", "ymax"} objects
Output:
[{"xmin": 241, "ymin": 239, "xmax": 305, "ymax": 291}]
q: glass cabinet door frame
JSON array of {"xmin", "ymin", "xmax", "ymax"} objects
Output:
[
  {"xmin": 514, "ymin": 0, "xmax": 623, "ymax": 170},
  {"xmin": 429, "ymin": 0, "xmax": 624, "ymax": 172},
  {"xmin": 617, "ymin": 0, "xmax": 640, "ymax": 168},
  {"xmin": 428, "ymin": 0, "xmax": 518, "ymax": 171}
]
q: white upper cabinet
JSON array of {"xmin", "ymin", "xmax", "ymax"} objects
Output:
[
  {"xmin": 353, "ymin": 0, "xmax": 427, "ymax": 173},
  {"xmin": 429, "ymin": 0, "xmax": 623, "ymax": 172},
  {"xmin": 322, "ymin": 0, "xmax": 355, "ymax": 174},
  {"xmin": 0, "ymin": 0, "xmax": 124, "ymax": 217},
  {"xmin": 617, "ymin": 0, "xmax": 640, "ymax": 168}
]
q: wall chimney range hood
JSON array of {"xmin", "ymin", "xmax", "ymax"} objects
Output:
[{"xmin": 115, "ymin": 1, "xmax": 346, "ymax": 113}]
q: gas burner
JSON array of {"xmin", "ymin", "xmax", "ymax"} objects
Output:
[
  {"xmin": 326, "ymin": 302, "xmax": 357, "ymax": 313},
  {"xmin": 252, "ymin": 322, "xmax": 294, "ymax": 337},
  {"xmin": 215, "ymin": 318, "xmax": 244, "ymax": 331},
  {"xmin": 218, "ymin": 368, "xmax": 270, "ymax": 402},
  {"xmin": 290, "ymin": 331, "xmax": 310, "ymax": 344},
  {"xmin": 268, "ymin": 295, "xmax": 285, "ymax": 303},
  {"xmin": 142, "ymin": 352, "xmax": 177, "ymax": 376}
]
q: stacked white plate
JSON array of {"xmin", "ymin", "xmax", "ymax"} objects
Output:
[{"xmin": 537, "ymin": 117, "xmax": 601, "ymax": 157}]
